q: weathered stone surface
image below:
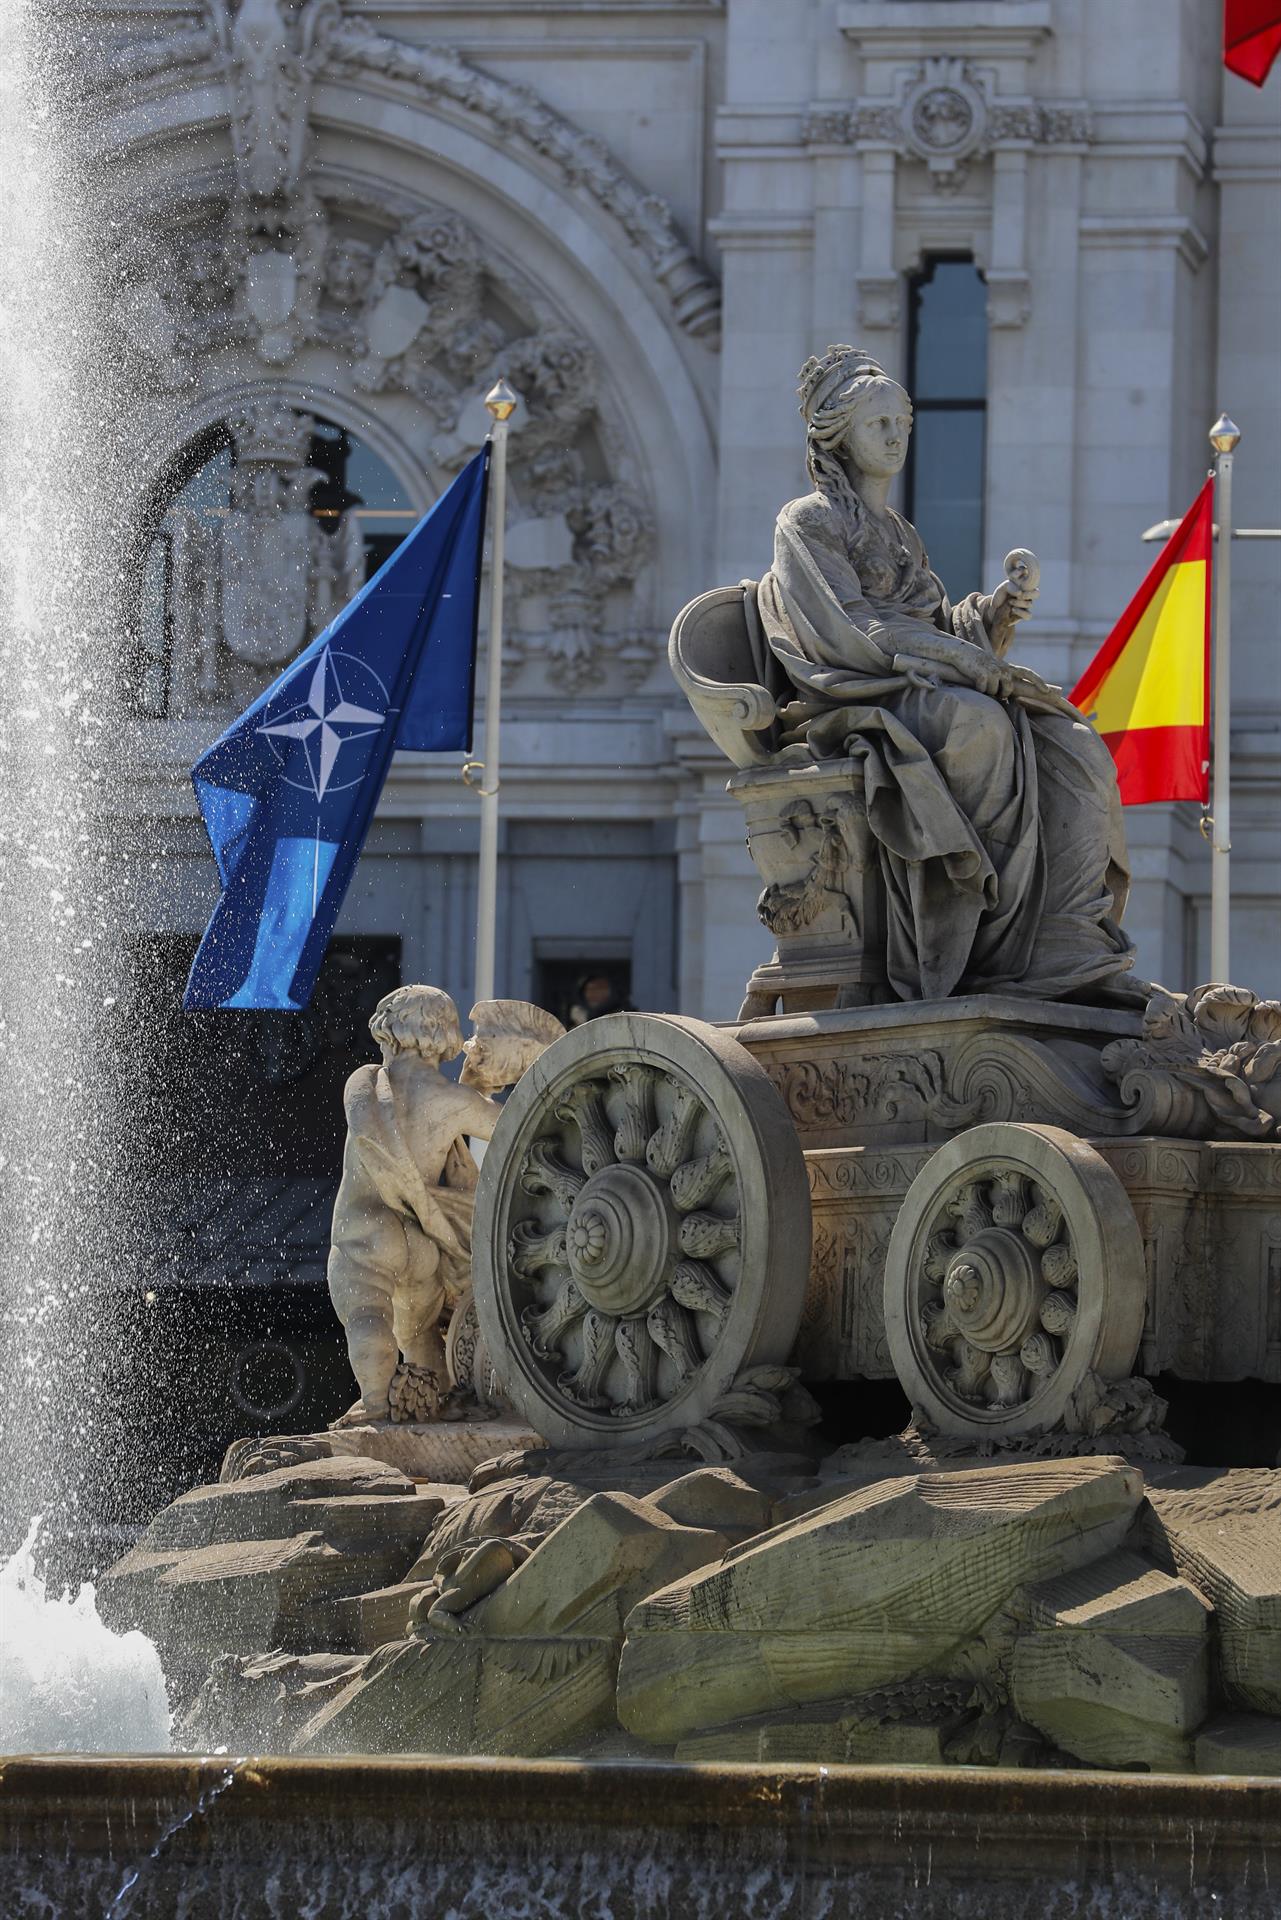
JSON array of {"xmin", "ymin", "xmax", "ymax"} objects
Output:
[
  {"xmin": 642, "ymin": 1468, "xmax": 777, "ymax": 1539},
  {"xmin": 297, "ymin": 1491, "xmax": 728, "ymax": 1757},
  {"xmin": 1195, "ymin": 1712, "xmax": 1281, "ymax": 1777},
  {"xmin": 330, "ymin": 1581, "xmax": 434, "ymax": 1653},
  {"xmin": 617, "ymin": 1458, "xmax": 1142, "ymax": 1745},
  {"xmin": 98, "ymin": 1458, "xmax": 444, "ymax": 1691},
  {"xmin": 146, "ymin": 1455, "xmax": 422, "ymax": 1548},
  {"xmin": 1144, "ymin": 1472, "xmax": 1281, "ymax": 1714},
  {"xmin": 1010, "ymin": 1549, "xmax": 1211, "ymax": 1772},
  {"xmin": 675, "ymin": 1679, "xmax": 979, "ymax": 1766},
  {"xmin": 100, "ymin": 1531, "xmax": 423, "ymax": 1670},
  {"xmin": 478, "ymin": 1492, "xmax": 727, "ymax": 1641},
  {"xmin": 221, "ymin": 1422, "xmax": 540, "ymax": 1486},
  {"xmin": 177, "ymin": 1650, "xmax": 368, "ymax": 1753},
  {"xmin": 404, "ymin": 1474, "xmax": 602, "ymax": 1583}
]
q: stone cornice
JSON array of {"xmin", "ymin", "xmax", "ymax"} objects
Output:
[
  {"xmin": 837, "ymin": 0, "xmax": 1052, "ymax": 60},
  {"xmin": 1078, "ymin": 214, "xmax": 1210, "ymax": 272},
  {"xmin": 1213, "ymin": 123, "xmax": 1281, "ymax": 182}
]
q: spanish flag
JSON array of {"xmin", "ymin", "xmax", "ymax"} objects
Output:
[{"xmin": 1070, "ymin": 481, "xmax": 1212, "ymax": 806}]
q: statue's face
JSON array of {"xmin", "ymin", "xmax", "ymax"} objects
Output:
[{"xmin": 844, "ymin": 381, "xmax": 912, "ymax": 480}]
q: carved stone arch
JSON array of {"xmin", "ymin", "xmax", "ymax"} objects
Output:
[
  {"xmin": 88, "ymin": 25, "xmax": 719, "ymax": 626},
  {"xmin": 100, "ymin": 80, "xmax": 718, "ymax": 696}
]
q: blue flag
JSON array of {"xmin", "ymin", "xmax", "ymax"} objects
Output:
[{"xmin": 184, "ymin": 446, "xmax": 490, "ymax": 1012}]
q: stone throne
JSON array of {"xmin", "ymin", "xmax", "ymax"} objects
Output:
[{"xmin": 669, "ymin": 581, "xmax": 887, "ymax": 1018}]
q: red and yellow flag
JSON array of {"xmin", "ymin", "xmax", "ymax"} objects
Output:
[{"xmin": 1070, "ymin": 481, "xmax": 1212, "ymax": 806}]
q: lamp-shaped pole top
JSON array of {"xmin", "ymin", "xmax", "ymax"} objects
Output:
[
  {"xmin": 1209, "ymin": 413, "xmax": 1241, "ymax": 456},
  {"xmin": 485, "ymin": 378, "xmax": 518, "ymax": 424}
]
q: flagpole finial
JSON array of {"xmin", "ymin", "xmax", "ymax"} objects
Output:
[
  {"xmin": 485, "ymin": 378, "xmax": 518, "ymax": 423},
  {"xmin": 1209, "ymin": 414, "xmax": 1241, "ymax": 454}
]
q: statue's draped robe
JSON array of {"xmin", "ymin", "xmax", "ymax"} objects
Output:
[{"xmin": 757, "ymin": 490, "xmax": 1135, "ymax": 1002}]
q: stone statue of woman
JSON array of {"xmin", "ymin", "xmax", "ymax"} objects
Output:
[{"xmin": 756, "ymin": 345, "xmax": 1140, "ymax": 1004}]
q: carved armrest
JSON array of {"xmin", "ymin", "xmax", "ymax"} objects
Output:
[{"xmin": 668, "ymin": 583, "xmax": 779, "ymax": 770}]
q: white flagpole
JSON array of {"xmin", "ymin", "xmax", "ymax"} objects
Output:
[
  {"xmin": 472, "ymin": 378, "xmax": 518, "ymax": 1008},
  {"xmin": 1208, "ymin": 413, "xmax": 1240, "ymax": 985}
]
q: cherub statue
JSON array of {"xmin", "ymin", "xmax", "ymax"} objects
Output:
[{"xmin": 326, "ymin": 986, "xmax": 564, "ymax": 1428}]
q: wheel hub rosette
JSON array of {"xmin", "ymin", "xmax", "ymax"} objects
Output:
[{"xmin": 921, "ymin": 1179, "xmax": 1078, "ymax": 1410}]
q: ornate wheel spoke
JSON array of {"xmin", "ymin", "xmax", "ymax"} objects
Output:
[
  {"xmin": 987, "ymin": 1352, "xmax": 1027, "ymax": 1408},
  {"xmin": 1039, "ymin": 1289, "xmax": 1076, "ymax": 1337},
  {"xmin": 670, "ymin": 1142, "xmax": 732, "ymax": 1213},
  {"xmin": 677, "ymin": 1210, "xmax": 740, "ymax": 1260},
  {"xmin": 1020, "ymin": 1330, "xmax": 1059, "ymax": 1378},
  {"xmin": 1022, "ymin": 1191, "xmax": 1063, "ymax": 1249},
  {"xmin": 610, "ymin": 1063, "xmax": 657, "ymax": 1164},
  {"xmin": 521, "ymin": 1277, "xmax": 588, "ymax": 1362},
  {"xmin": 990, "ymin": 1170, "xmax": 1029, "ymax": 1228},
  {"xmin": 508, "ymin": 1219, "xmax": 569, "ymax": 1278},
  {"xmin": 646, "ymin": 1082, "xmax": 703, "ymax": 1180},
  {"xmin": 614, "ymin": 1316, "xmax": 661, "ymax": 1415},
  {"xmin": 670, "ymin": 1258, "xmax": 731, "ymax": 1328},
  {"xmin": 1041, "ymin": 1241, "xmax": 1078, "ymax": 1289},
  {"xmin": 555, "ymin": 1082, "xmax": 616, "ymax": 1177},
  {"xmin": 521, "ymin": 1139, "xmax": 585, "ymax": 1213},
  {"xmin": 646, "ymin": 1296, "xmax": 704, "ymax": 1383},
  {"xmin": 558, "ymin": 1308, "xmax": 616, "ymax": 1407},
  {"xmin": 920, "ymin": 1296, "xmax": 955, "ymax": 1350},
  {"xmin": 947, "ymin": 1339, "xmax": 990, "ymax": 1401},
  {"xmin": 922, "ymin": 1230, "xmax": 956, "ymax": 1284},
  {"xmin": 948, "ymin": 1181, "xmax": 993, "ymax": 1240}
]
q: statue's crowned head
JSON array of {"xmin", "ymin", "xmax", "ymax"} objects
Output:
[
  {"xmin": 797, "ymin": 345, "xmax": 912, "ymax": 492},
  {"xmin": 369, "ymin": 985, "xmax": 463, "ymax": 1063}
]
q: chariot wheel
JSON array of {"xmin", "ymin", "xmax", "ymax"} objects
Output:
[
  {"xmin": 884, "ymin": 1122, "xmax": 1146, "ymax": 1440},
  {"xmin": 472, "ymin": 1013, "xmax": 811, "ymax": 1449}
]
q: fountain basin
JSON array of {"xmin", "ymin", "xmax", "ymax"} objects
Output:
[{"xmin": 1, "ymin": 1754, "xmax": 1277, "ymax": 1917}]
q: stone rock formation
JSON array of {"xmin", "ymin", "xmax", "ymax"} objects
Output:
[
  {"xmin": 615, "ymin": 1457, "xmax": 1143, "ymax": 1745},
  {"xmin": 100, "ymin": 1439, "xmax": 1281, "ymax": 1776}
]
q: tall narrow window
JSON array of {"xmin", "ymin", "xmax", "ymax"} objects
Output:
[{"xmin": 904, "ymin": 256, "xmax": 988, "ymax": 599}]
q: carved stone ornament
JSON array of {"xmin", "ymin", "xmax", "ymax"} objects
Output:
[
  {"xmin": 883, "ymin": 1122, "xmax": 1155, "ymax": 1442},
  {"xmin": 472, "ymin": 1013, "xmax": 811, "ymax": 1450},
  {"xmin": 902, "ymin": 58, "xmax": 988, "ymax": 179},
  {"xmin": 802, "ymin": 67, "xmax": 1091, "ymax": 189},
  {"xmin": 1101, "ymin": 982, "xmax": 1281, "ymax": 1140},
  {"xmin": 98, "ymin": 5, "xmax": 718, "ymax": 342}
]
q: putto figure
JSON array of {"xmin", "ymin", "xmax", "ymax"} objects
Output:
[{"xmin": 327, "ymin": 987, "xmax": 564, "ymax": 1426}]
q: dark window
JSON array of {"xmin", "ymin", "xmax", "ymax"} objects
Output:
[
  {"xmin": 536, "ymin": 956, "xmax": 634, "ymax": 1030},
  {"xmin": 904, "ymin": 256, "xmax": 988, "ymax": 599}
]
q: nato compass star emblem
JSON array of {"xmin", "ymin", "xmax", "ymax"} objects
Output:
[{"xmin": 258, "ymin": 646, "xmax": 390, "ymax": 800}]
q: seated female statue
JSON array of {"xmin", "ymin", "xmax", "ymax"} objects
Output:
[{"xmin": 757, "ymin": 344, "xmax": 1141, "ymax": 1005}]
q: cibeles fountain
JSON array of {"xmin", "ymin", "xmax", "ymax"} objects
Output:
[{"xmin": 11, "ymin": 348, "xmax": 1281, "ymax": 1913}]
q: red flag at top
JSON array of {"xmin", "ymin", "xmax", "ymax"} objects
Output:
[{"xmin": 1225, "ymin": 0, "xmax": 1281, "ymax": 83}]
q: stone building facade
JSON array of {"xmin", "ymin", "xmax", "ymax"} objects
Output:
[{"xmin": 88, "ymin": 0, "xmax": 1279, "ymax": 1435}]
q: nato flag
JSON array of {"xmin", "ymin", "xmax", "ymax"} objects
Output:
[{"xmin": 184, "ymin": 445, "xmax": 490, "ymax": 1012}]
